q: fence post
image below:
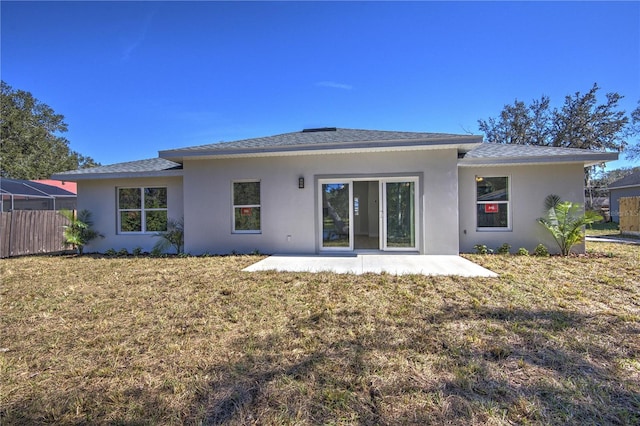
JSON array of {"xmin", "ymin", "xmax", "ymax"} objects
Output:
[{"xmin": 9, "ymin": 210, "xmax": 15, "ymax": 257}]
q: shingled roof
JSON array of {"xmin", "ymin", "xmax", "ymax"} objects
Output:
[
  {"xmin": 608, "ymin": 171, "xmax": 640, "ymax": 189},
  {"xmin": 459, "ymin": 143, "xmax": 618, "ymax": 166},
  {"xmin": 159, "ymin": 128, "xmax": 482, "ymax": 161},
  {"xmin": 51, "ymin": 158, "xmax": 182, "ymax": 180},
  {"xmin": 51, "ymin": 128, "xmax": 620, "ymax": 180}
]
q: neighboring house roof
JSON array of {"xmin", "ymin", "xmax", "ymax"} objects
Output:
[
  {"xmin": 159, "ymin": 128, "xmax": 483, "ymax": 161},
  {"xmin": 608, "ymin": 171, "xmax": 640, "ymax": 190},
  {"xmin": 1, "ymin": 178, "xmax": 77, "ymax": 198},
  {"xmin": 459, "ymin": 143, "xmax": 618, "ymax": 167},
  {"xmin": 31, "ymin": 179, "xmax": 77, "ymax": 194},
  {"xmin": 51, "ymin": 158, "xmax": 183, "ymax": 181}
]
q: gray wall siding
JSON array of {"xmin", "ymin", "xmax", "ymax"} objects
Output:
[
  {"xmin": 182, "ymin": 149, "xmax": 460, "ymax": 255},
  {"xmin": 458, "ymin": 163, "xmax": 586, "ymax": 254},
  {"xmin": 76, "ymin": 176, "xmax": 184, "ymax": 253},
  {"xmin": 73, "ymin": 155, "xmax": 590, "ymax": 255}
]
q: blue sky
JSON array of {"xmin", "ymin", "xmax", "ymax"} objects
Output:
[{"xmin": 2, "ymin": 1, "xmax": 639, "ymax": 170}]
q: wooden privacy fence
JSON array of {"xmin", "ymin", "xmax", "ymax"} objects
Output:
[
  {"xmin": 0, "ymin": 210, "xmax": 69, "ymax": 258},
  {"xmin": 619, "ymin": 196, "xmax": 640, "ymax": 236}
]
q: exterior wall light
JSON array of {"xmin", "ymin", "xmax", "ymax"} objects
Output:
[{"xmin": 298, "ymin": 177, "xmax": 305, "ymax": 189}]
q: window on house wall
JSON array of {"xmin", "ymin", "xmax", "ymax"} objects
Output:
[
  {"xmin": 118, "ymin": 187, "xmax": 168, "ymax": 233},
  {"xmin": 476, "ymin": 176, "xmax": 510, "ymax": 229},
  {"xmin": 233, "ymin": 181, "xmax": 261, "ymax": 233}
]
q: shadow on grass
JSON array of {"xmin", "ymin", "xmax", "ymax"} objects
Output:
[
  {"xmin": 2, "ymin": 306, "xmax": 637, "ymax": 424},
  {"xmin": 431, "ymin": 307, "xmax": 639, "ymax": 424},
  {"xmin": 190, "ymin": 306, "xmax": 639, "ymax": 425}
]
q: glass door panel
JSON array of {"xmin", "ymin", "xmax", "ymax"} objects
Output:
[
  {"xmin": 321, "ymin": 183, "xmax": 351, "ymax": 249},
  {"xmin": 384, "ymin": 181, "xmax": 416, "ymax": 249}
]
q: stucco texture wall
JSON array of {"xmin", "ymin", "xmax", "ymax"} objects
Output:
[
  {"xmin": 76, "ymin": 176, "xmax": 183, "ymax": 253},
  {"xmin": 458, "ymin": 163, "xmax": 586, "ymax": 254},
  {"xmin": 182, "ymin": 149, "xmax": 460, "ymax": 255}
]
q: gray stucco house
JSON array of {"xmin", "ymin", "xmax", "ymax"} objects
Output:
[
  {"xmin": 608, "ymin": 171, "xmax": 640, "ymax": 223},
  {"xmin": 53, "ymin": 128, "xmax": 617, "ymax": 255}
]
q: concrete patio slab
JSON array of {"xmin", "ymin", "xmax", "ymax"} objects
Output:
[{"xmin": 243, "ymin": 254, "xmax": 498, "ymax": 277}]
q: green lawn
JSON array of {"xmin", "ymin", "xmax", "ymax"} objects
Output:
[
  {"xmin": 587, "ymin": 222, "xmax": 640, "ymax": 241},
  {"xmin": 586, "ymin": 221, "xmax": 621, "ymax": 237},
  {"xmin": 1, "ymin": 241, "xmax": 638, "ymax": 425}
]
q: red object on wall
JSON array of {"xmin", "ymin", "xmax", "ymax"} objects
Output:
[{"xmin": 484, "ymin": 203, "xmax": 499, "ymax": 213}]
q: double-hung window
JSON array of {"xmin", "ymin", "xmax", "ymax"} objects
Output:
[
  {"xmin": 118, "ymin": 187, "xmax": 168, "ymax": 233},
  {"xmin": 232, "ymin": 181, "xmax": 261, "ymax": 233},
  {"xmin": 476, "ymin": 176, "xmax": 510, "ymax": 230}
]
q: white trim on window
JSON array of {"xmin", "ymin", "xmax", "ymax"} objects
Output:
[
  {"xmin": 318, "ymin": 179, "xmax": 354, "ymax": 251},
  {"xmin": 382, "ymin": 177, "xmax": 419, "ymax": 251},
  {"xmin": 475, "ymin": 175, "xmax": 511, "ymax": 231},
  {"xmin": 317, "ymin": 176, "xmax": 420, "ymax": 252},
  {"xmin": 117, "ymin": 187, "xmax": 168, "ymax": 234},
  {"xmin": 231, "ymin": 180, "xmax": 261, "ymax": 234}
]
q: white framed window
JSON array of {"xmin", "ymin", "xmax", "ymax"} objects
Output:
[
  {"xmin": 117, "ymin": 187, "xmax": 167, "ymax": 233},
  {"xmin": 232, "ymin": 180, "xmax": 261, "ymax": 233},
  {"xmin": 476, "ymin": 176, "xmax": 510, "ymax": 230}
]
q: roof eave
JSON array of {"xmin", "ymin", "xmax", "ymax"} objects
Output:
[
  {"xmin": 50, "ymin": 169, "xmax": 184, "ymax": 182},
  {"xmin": 160, "ymin": 138, "xmax": 483, "ymax": 162},
  {"xmin": 458, "ymin": 152, "xmax": 618, "ymax": 167},
  {"xmin": 609, "ymin": 183, "xmax": 640, "ymax": 190}
]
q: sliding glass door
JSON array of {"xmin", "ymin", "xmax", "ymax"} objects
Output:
[
  {"xmin": 321, "ymin": 182, "xmax": 352, "ymax": 250},
  {"xmin": 319, "ymin": 177, "xmax": 418, "ymax": 252},
  {"xmin": 382, "ymin": 180, "xmax": 417, "ymax": 250}
]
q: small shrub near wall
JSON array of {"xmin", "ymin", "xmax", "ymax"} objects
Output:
[
  {"xmin": 474, "ymin": 244, "xmax": 491, "ymax": 255},
  {"xmin": 534, "ymin": 244, "xmax": 550, "ymax": 257},
  {"xmin": 497, "ymin": 243, "xmax": 511, "ymax": 254}
]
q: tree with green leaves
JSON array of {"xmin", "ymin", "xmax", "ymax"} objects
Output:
[
  {"xmin": 552, "ymin": 85, "xmax": 630, "ymax": 152},
  {"xmin": 478, "ymin": 83, "xmax": 637, "ymax": 153},
  {"xmin": 537, "ymin": 194, "xmax": 602, "ymax": 256},
  {"xmin": 478, "ymin": 96, "xmax": 553, "ymax": 146},
  {"xmin": 479, "ymin": 84, "xmax": 639, "ymax": 208},
  {"xmin": 0, "ymin": 81, "xmax": 100, "ymax": 179},
  {"xmin": 624, "ymin": 101, "xmax": 640, "ymax": 160}
]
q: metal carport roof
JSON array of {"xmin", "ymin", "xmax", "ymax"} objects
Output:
[{"xmin": 1, "ymin": 178, "xmax": 76, "ymax": 211}]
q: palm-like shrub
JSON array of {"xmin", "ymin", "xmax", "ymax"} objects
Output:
[
  {"xmin": 60, "ymin": 209, "xmax": 102, "ymax": 255},
  {"xmin": 153, "ymin": 217, "xmax": 184, "ymax": 254},
  {"xmin": 537, "ymin": 194, "xmax": 602, "ymax": 256}
]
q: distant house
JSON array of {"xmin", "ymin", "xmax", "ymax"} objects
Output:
[
  {"xmin": 53, "ymin": 127, "xmax": 617, "ymax": 255},
  {"xmin": 32, "ymin": 179, "xmax": 77, "ymax": 195},
  {"xmin": 608, "ymin": 171, "xmax": 640, "ymax": 223},
  {"xmin": 0, "ymin": 178, "xmax": 77, "ymax": 211}
]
